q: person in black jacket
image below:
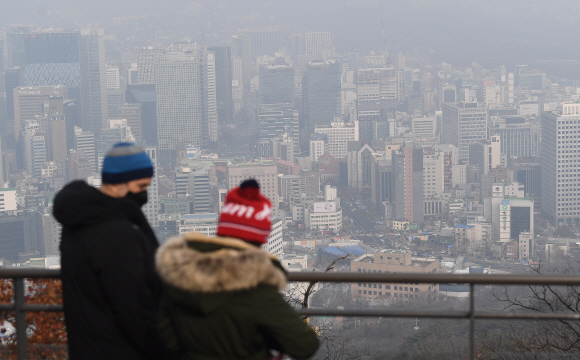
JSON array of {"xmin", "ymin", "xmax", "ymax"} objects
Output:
[{"xmin": 53, "ymin": 143, "xmax": 177, "ymax": 360}]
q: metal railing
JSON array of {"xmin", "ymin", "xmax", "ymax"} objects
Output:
[{"xmin": 5, "ymin": 269, "xmax": 580, "ymax": 360}]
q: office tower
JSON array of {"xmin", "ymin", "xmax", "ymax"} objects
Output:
[
  {"xmin": 155, "ymin": 50, "xmax": 203, "ymax": 150},
  {"xmin": 118, "ymin": 103, "xmax": 143, "ymax": 143},
  {"xmin": 356, "ymin": 68, "xmax": 399, "ymax": 135},
  {"xmin": 391, "ymin": 142, "xmax": 424, "ymax": 224},
  {"xmin": 6, "ymin": 25, "xmax": 37, "ymax": 68},
  {"xmin": 231, "ymin": 35, "xmax": 252, "ymax": 91},
  {"xmin": 412, "ymin": 117, "xmax": 437, "ymax": 138},
  {"xmin": 13, "ymin": 85, "xmax": 68, "ymax": 139},
  {"xmin": 469, "ymin": 136, "xmax": 502, "ymax": 176},
  {"xmin": 40, "ymin": 98, "xmax": 68, "ymax": 163},
  {"xmin": 208, "ymin": 46, "xmax": 233, "ymax": 124},
  {"xmin": 309, "ymin": 133, "xmax": 326, "ymax": 162},
  {"xmin": 23, "ymin": 30, "xmax": 81, "ymax": 102},
  {"xmin": 258, "ymin": 103, "xmax": 299, "ymax": 142},
  {"xmin": 423, "ymin": 149, "xmax": 445, "ymax": 199},
  {"xmin": 292, "ymin": 32, "xmax": 335, "ymax": 61},
  {"xmin": 205, "ymin": 50, "xmax": 218, "ymax": 144},
  {"xmin": 74, "ymin": 126, "xmax": 96, "ymax": 173},
  {"xmin": 106, "ymin": 66, "xmax": 126, "ymax": 120},
  {"xmin": 303, "ymin": 60, "xmax": 341, "ymax": 137},
  {"xmin": 144, "ymin": 147, "xmax": 159, "ymax": 228},
  {"xmin": 259, "ymin": 65, "xmax": 295, "ymax": 105},
  {"xmin": 63, "ymin": 98, "xmax": 80, "ymax": 151},
  {"xmin": 0, "ymin": 138, "xmax": 3, "ymax": 185},
  {"xmin": 189, "ymin": 170, "xmax": 210, "ymax": 213},
  {"xmin": 441, "ymin": 102, "xmax": 488, "ymax": 164},
  {"xmin": 437, "ymin": 83, "xmax": 456, "ymax": 109},
  {"xmin": 4, "ymin": 67, "xmax": 24, "ymax": 124},
  {"xmin": 541, "ymin": 103, "xmax": 580, "ymax": 226},
  {"xmin": 137, "ymin": 47, "xmax": 165, "ymax": 84},
  {"xmin": 516, "ymin": 68, "xmax": 545, "ymax": 90},
  {"xmin": 238, "ymin": 28, "xmax": 281, "ymax": 58},
  {"xmin": 67, "ymin": 149, "xmax": 92, "ymax": 181},
  {"xmin": 227, "ymin": 160, "xmax": 279, "ymax": 216},
  {"xmin": 126, "ymin": 84, "xmax": 156, "ymax": 145},
  {"xmin": 314, "ymin": 121, "xmax": 359, "ymax": 160},
  {"xmin": 22, "ymin": 120, "xmax": 46, "ymax": 177},
  {"xmin": 79, "ymin": 29, "xmax": 108, "ymax": 137},
  {"xmin": 347, "ymin": 142, "xmax": 376, "ymax": 195},
  {"xmin": 372, "ymin": 120, "xmax": 395, "ymax": 140},
  {"xmin": 492, "ymin": 198, "xmax": 534, "ymax": 243},
  {"xmin": 489, "ymin": 120, "xmax": 540, "ymax": 158},
  {"xmin": 372, "ymin": 158, "xmax": 392, "ymax": 211}
]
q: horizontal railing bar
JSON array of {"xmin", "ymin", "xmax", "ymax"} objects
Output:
[
  {"xmin": 286, "ymin": 272, "xmax": 580, "ymax": 286},
  {"xmin": 297, "ymin": 309, "xmax": 580, "ymax": 320},
  {"xmin": 0, "ymin": 269, "xmax": 61, "ymax": 279}
]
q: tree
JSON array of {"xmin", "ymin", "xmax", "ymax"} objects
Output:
[
  {"xmin": 0, "ymin": 279, "xmax": 66, "ymax": 359},
  {"xmin": 481, "ymin": 261, "xmax": 580, "ymax": 359}
]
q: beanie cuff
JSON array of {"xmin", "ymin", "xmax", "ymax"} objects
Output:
[
  {"xmin": 102, "ymin": 167, "xmax": 154, "ymax": 184},
  {"xmin": 217, "ymin": 222, "xmax": 270, "ymax": 244}
]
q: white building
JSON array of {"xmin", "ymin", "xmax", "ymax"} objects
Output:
[
  {"xmin": 0, "ymin": 188, "xmax": 17, "ymax": 212},
  {"xmin": 106, "ymin": 66, "xmax": 120, "ymax": 90},
  {"xmin": 74, "ymin": 126, "xmax": 96, "ymax": 173},
  {"xmin": 314, "ymin": 121, "xmax": 359, "ymax": 160},
  {"xmin": 264, "ymin": 218, "xmax": 283, "ymax": 257},
  {"xmin": 179, "ymin": 213, "xmax": 218, "ymax": 236},
  {"xmin": 412, "ymin": 117, "xmax": 437, "ymax": 139},
  {"xmin": 309, "ymin": 137, "xmax": 326, "ymax": 163},
  {"xmin": 143, "ymin": 147, "xmax": 159, "ymax": 228},
  {"xmin": 441, "ymin": 102, "xmax": 488, "ymax": 163},
  {"xmin": 23, "ymin": 120, "xmax": 46, "ymax": 178},
  {"xmin": 423, "ymin": 151, "xmax": 445, "ymax": 198},
  {"xmin": 519, "ymin": 232, "xmax": 534, "ymax": 262}
]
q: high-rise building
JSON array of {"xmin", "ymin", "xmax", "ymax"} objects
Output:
[
  {"xmin": 144, "ymin": 147, "xmax": 159, "ymax": 228},
  {"xmin": 412, "ymin": 117, "xmax": 437, "ymax": 139},
  {"xmin": 7, "ymin": 25, "xmax": 37, "ymax": 68},
  {"xmin": 189, "ymin": 170, "xmax": 210, "ymax": 214},
  {"xmin": 441, "ymin": 102, "xmax": 488, "ymax": 164},
  {"xmin": 96, "ymin": 120, "xmax": 134, "ymax": 171},
  {"xmin": 205, "ymin": 50, "xmax": 218, "ymax": 144},
  {"xmin": 106, "ymin": 66, "xmax": 120, "ymax": 90},
  {"xmin": 469, "ymin": 136, "xmax": 502, "ymax": 175},
  {"xmin": 13, "ymin": 85, "xmax": 68, "ymax": 139},
  {"xmin": 356, "ymin": 68, "xmax": 399, "ymax": 132},
  {"xmin": 79, "ymin": 29, "xmax": 108, "ymax": 137},
  {"xmin": 314, "ymin": 121, "xmax": 358, "ymax": 160},
  {"xmin": 126, "ymin": 84, "xmax": 156, "ymax": 145},
  {"xmin": 422, "ymin": 149, "xmax": 445, "ymax": 199},
  {"xmin": 118, "ymin": 103, "xmax": 143, "ymax": 143},
  {"xmin": 258, "ymin": 103, "xmax": 299, "ymax": 143},
  {"xmin": 259, "ymin": 65, "xmax": 295, "ymax": 105},
  {"xmin": 541, "ymin": 103, "xmax": 580, "ymax": 226},
  {"xmin": 392, "ymin": 142, "xmax": 424, "ymax": 224},
  {"xmin": 137, "ymin": 47, "xmax": 165, "ymax": 84},
  {"xmin": 226, "ymin": 160, "xmax": 279, "ymax": 216},
  {"xmin": 4, "ymin": 67, "xmax": 24, "ymax": 124},
  {"xmin": 22, "ymin": 120, "xmax": 46, "ymax": 177},
  {"xmin": 23, "ymin": 30, "xmax": 81, "ymax": 102},
  {"xmin": 155, "ymin": 50, "xmax": 204, "ymax": 150},
  {"xmin": 303, "ymin": 60, "xmax": 341, "ymax": 136},
  {"xmin": 238, "ymin": 28, "xmax": 282, "ymax": 58},
  {"xmin": 74, "ymin": 126, "xmax": 96, "ymax": 173},
  {"xmin": 292, "ymin": 32, "xmax": 332, "ymax": 58},
  {"xmin": 489, "ymin": 120, "xmax": 540, "ymax": 158},
  {"xmin": 208, "ymin": 46, "xmax": 233, "ymax": 125}
]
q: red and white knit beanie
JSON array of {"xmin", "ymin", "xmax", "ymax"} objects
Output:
[{"xmin": 217, "ymin": 179, "xmax": 272, "ymax": 245}]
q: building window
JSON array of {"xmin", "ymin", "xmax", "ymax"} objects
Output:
[
  {"xmin": 363, "ymin": 290, "xmax": 367, "ymax": 294},
  {"xmin": 386, "ymin": 285, "xmax": 391, "ymax": 289},
  {"xmin": 404, "ymin": 287, "xmax": 408, "ymax": 291},
  {"xmin": 373, "ymin": 284, "xmax": 377, "ymax": 288},
  {"xmin": 394, "ymin": 286, "xmax": 398, "ymax": 290},
  {"xmin": 358, "ymin": 290, "xmax": 361, "ymax": 294},
  {"xmin": 374, "ymin": 291, "xmax": 377, "ymax": 295}
]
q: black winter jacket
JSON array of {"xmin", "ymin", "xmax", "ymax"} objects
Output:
[{"xmin": 53, "ymin": 180, "xmax": 177, "ymax": 360}]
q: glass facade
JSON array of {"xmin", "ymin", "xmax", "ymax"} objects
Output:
[
  {"xmin": 259, "ymin": 65, "xmax": 295, "ymax": 105},
  {"xmin": 303, "ymin": 60, "xmax": 341, "ymax": 134}
]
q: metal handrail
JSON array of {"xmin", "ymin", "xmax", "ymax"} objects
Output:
[{"xmin": 5, "ymin": 269, "xmax": 580, "ymax": 360}]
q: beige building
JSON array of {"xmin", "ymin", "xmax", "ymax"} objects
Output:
[
  {"xmin": 227, "ymin": 160, "xmax": 279, "ymax": 216},
  {"xmin": 351, "ymin": 250, "xmax": 440, "ymax": 301},
  {"xmin": 13, "ymin": 85, "xmax": 68, "ymax": 139},
  {"xmin": 412, "ymin": 117, "xmax": 437, "ymax": 139},
  {"xmin": 314, "ymin": 121, "xmax": 358, "ymax": 160},
  {"xmin": 423, "ymin": 150, "xmax": 445, "ymax": 199}
]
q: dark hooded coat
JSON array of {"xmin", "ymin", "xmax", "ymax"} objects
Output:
[
  {"xmin": 53, "ymin": 180, "xmax": 176, "ymax": 360},
  {"xmin": 156, "ymin": 232, "xmax": 319, "ymax": 360}
]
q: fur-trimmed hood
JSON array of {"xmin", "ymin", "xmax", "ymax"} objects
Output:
[{"xmin": 156, "ymin": 232, "xmax": 287, "ymax": 294}]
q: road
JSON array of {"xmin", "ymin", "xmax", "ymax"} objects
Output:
[{"xmin": 342, "ymin": 203, "xmax": 377, "ymax": 234}]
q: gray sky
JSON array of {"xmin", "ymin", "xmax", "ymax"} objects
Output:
[{"xmin": 3, "ymin": 0, "xmax": 580, "ymax": 69}]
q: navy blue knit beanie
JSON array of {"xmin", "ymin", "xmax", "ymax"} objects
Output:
[{"xmin": 101, "ymin": 143, "xmax": 154, "ymax": 184}]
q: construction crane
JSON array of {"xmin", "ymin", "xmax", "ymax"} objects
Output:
[
  {"xmin": 381, "ymin": 19, "xmax": 392, "ymax": 66},
  {"xmin": 199, "ymin": 3, "xmax": 223, "ymax": 46}
]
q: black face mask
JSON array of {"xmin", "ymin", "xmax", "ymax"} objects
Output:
[{"xmin": 125, "ymin": 190, "xmax": 148, "ymax": 207}]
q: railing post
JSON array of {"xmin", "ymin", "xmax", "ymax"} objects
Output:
[
  {"xmin": 469, "ymin": 283, "xmax": 474, "ymax": 360},
  {"xmin": 14, "ymin": 278, "xmax": 27, "ymax": 360}
]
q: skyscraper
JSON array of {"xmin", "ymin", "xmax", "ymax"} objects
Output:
[
  {"xmin": 144, "ymin": 147, "xmax": 159, "ymax": 228},
  {"xmin": 238, "ymin": 28, "xmax": 282, "ymax": 58},
  {"xmin": 22, "ymin": 120, "xmax": 46, "ymax": 178},
  {"xmin": 208, "ymin": 46, "xmax": 233, "ymax": 125},
  {"xmin": 126, "ymin": 84, "xmax": 156, "ymax": 145},
  {"xmin": 105, "ymin": 66, "xmax": 125, "ymax": 120},
  {"xmin": 231, "ymin": 35, "xmax": 252, "ymax": 92},
  {"xmin": 6, "ymin": 25, "xmax": 36, "ymax": 68},
  {"xmin": 259, "ymin": 65, "xmax": 295, "ymax": 105},
  {"xmin": 4, "ymin": 67, "xmax": 24, "ymax": 125},
  {"xmin": 441, "ymin": 102, "xmax": 488, "ymax": 164},
  {"xmin": 541, "ymin": 103, "xmax": 580, "ymax": 226},
  {"xmin": 137, "ymin": 47, "xmax": 165, "ymax": 84},
  {"xmin": 74, "ymin": 126, "xmax": 96, "ymax": 173},
  {"xmin": 392, "ymin": 142, "xmax": 424, "ymax": 224},
  {"xmin": 79, "ymin": 29, "xmax": 108, "ymax": 137},
  {"xmin": 155, "ymin": 50, "xmax": 203, "ymax": 151},
  {"xmin": 23, "ymin": 30, "xmax": 81, "ymax": 102},
  {"xmin": 118, "ymin": 103, "xmax": 143, "ymax": 144},
  {"xmin": 13, "ymin": 85, "xmax": 68, "ymax": 140},
  {"xmin": 303, "ymin": 60, "xmax": 341, "ymax": 140},
  {"xmin": 258, "ymin": 103, "xmax": 299, "ymax": 143}
]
